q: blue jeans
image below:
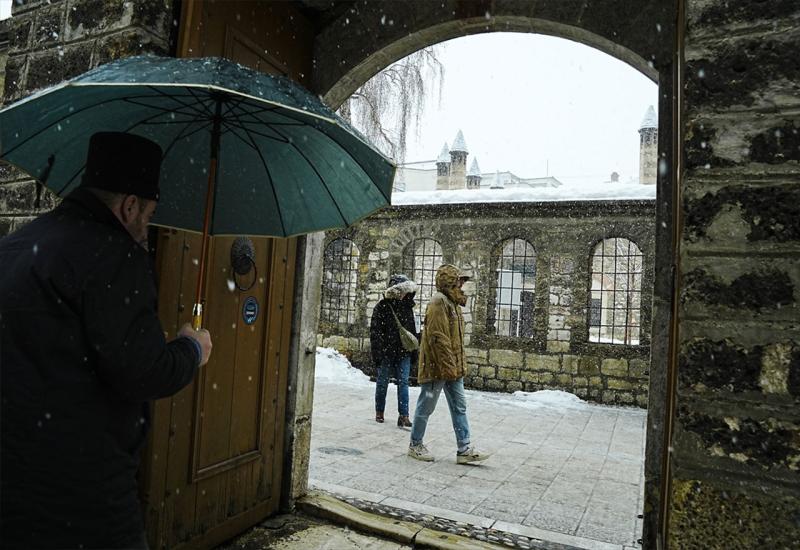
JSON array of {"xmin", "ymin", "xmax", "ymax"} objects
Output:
[
  {"xmin": 410, "ymin": 378, "xmax": 470, "ymax": 451},
  {"xmin": 375, "ymin": 355, "xmax": 411, "ymax": 416}
]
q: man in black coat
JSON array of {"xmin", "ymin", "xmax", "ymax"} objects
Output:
[{"xmin": 0, "ymin": 132, "xmax": 212, "ymax": 549}]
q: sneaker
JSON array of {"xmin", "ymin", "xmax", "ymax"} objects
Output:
[
  {"xmin": 407, "ymin": 443, "xmax": 434, "ymax": 462},
  {"xmin": 397, "ymin": 415, "xmax": 412, "ymax": 428},
  {"xmin": 456, "ymin": 446, "xmax": 491, "ymax": 465}
]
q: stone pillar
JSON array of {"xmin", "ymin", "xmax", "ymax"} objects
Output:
[
  {"xmin": 546, "ymin": 254, "xmax": 574, "ymax": 353},
  {"xmin": 669, "ymin": 2, "xmax": 800, "ymax": 548},
  {"xmin": 448, "ymin": 150, "xmax": 467, "ymax": 189}
]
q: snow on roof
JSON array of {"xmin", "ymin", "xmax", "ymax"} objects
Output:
[
  {"xmin": 467, "ymin": 157, "xmax": 481, "ymax": 177},
  {"xmin": 436, "ymin": 142, "xmax": 450, "ymax": 163},
  {"xmin": 391, "ymin": 180, "xmax": 656, "ymax": 205},
  {"xmin": 640, "ymin": 105, "xmax": 657, "ymax": 130},
  {"xmin": 451, "ymin": 130, "xmax": 468, "ymax": 153}
]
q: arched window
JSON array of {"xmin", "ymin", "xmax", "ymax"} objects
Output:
[
  {"xmin": 321, "ymin": 238, "xmax": 360, "ymax": 324},
  {"xmin": 402, "ymin": 238, "xmax": 443, "ymax": 330},
  {"xmin": 488, "ymin": 238, "xmax": 536, "ymax": 337},
  {"xmin": 588, "ymin": 238, "xmax": 643, "ymax": 345}
]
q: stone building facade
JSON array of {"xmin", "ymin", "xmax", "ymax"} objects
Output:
[{"xmin": 318, "ymin": 199, "xmax": 656, "ymax": 407}]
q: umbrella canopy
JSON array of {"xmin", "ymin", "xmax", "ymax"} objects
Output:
[{"xmin": 0, "ymin": 55, "xmax": 395, "ymax": 237}]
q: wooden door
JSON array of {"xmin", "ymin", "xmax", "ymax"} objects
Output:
[{"xmin": 141, "ymin": 230, "xmax": 297, "ymax": 549}]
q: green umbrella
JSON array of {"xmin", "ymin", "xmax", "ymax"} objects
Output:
[{"xmin": 0, "ymin": 55, "xmax": 395, "ymax": 327}]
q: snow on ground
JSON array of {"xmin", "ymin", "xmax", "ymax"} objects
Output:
[
  {"xmin": 391, "ymin": 183, "xmax": 656, "ymax": 205},
  {"xmin": 315, "ymin": 347, "xmax": 371, "ymax": 387},
  {"xmin": 315, "ymin": 347, "xmax": 594, "ymax": 411}
]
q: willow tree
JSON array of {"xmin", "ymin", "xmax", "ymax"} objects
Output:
[{"xmin": 339, "ymin": 47, "xmax": 444, "ymax": 164}]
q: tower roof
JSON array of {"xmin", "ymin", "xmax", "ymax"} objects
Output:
[
  {"xmin": 639, "ymin": 105, "xmax": 657, "ymax": 130},
  {"xmin": 467, "ymin": 157, "xmax": 481, "ymax": 177},
  {"xmin": 451, "ymin": 130, "xmax": 468, "ymax": 153},
  {"xmin": 436, "ymin": 142, "xmax": 450, "ymax": 163}
]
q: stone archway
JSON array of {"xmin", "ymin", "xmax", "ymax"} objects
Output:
[{"xmin": 309, "ymin": 3, "xmax": 677, "ymax": 548}]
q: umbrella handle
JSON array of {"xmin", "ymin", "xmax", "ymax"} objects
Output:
[{"xmin": 192, "ymin": 302, "xmax": 204, "ymax": 330}]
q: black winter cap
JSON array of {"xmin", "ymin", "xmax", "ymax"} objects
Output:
[{"xmin": 80, "ymin": 132, "xmax": 162, "ymax": 201}]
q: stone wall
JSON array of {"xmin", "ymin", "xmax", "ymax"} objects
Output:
[
  {"xmin": 318, "ymin": 200, "xmax": 656, "ymax": 407},
  {"xmin": 670, "ymin": 1, "xmax": 800, "ymax": 548},
  {"xmin": 0, "ymin": 0, "xmax": 176, "ymax": 238}
]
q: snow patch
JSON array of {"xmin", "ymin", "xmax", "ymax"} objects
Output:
[
  {"xmin": 391, "ymin": 183, "xmax": 656, "ymax": 205},
  {"xmin": 473, "ymin": 389, "xmax": 587, "ymax": 411},
  {"xmin": 315, "ymin": 347, "xmax": 371, "ymax": 387}
]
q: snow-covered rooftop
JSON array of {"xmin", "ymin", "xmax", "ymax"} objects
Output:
[
  {"xmin": 436, "ymin": 142, "xmax": 450, "ymax": 163},
  {"xmin": 640, "ymin": 105, "xmax": 657, "ymax": 130},
  {"xmin": 451, "ymin": 130, "xmax": 468, "ymax": 153},
  {"xmin": 467, "ymin": 157, "xmax": 481, "ymax": 177},
  {"xmin": 392, "ymin": 181, "xmax": 656, "ymax": 205}
]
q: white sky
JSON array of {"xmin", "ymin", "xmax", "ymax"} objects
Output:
[
  {"xmin": 0, "ymin": 1, "xmax": 11, "ymax": 21},
  {"xmin": 400, "ymin": 33, "xmax": 658, "ymax": 187}
]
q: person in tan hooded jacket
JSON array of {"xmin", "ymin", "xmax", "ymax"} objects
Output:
[{"xmin": 408, "ymin": 264, "xmax": 490, "ymax": 464}]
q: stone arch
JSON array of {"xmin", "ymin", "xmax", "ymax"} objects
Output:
[
  {"xmin": 311, "ymin": 5, "xmax": 676, "ymax": 547},
  {"xmin": 313, "ymin": 4, "xmax": 670, "ymax": 107}
]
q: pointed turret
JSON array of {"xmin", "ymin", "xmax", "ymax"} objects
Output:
[
  {"xmin": 436, "ymin": 142, "xmax": 450, "ymax": 190},
  {"xmin": 638, "ymin": 105, "xmax": 658, "ymax": 185},
  {"xmin": 449, "ymin": 130, "xmax": 468, "ymax": 189},
  {"xmin": 467, "ymin": 157, "xmax": 481, "ymax": 189}
]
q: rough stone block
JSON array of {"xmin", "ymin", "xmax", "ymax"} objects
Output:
[
  {"xmin": 575, "ymin": 388, "xmax": 588, "ymax": 398},
  {"xmin": 527, "ymin": 354, "xmax": 560, "ymax": 372},
  {"xmin": 506, "ymin": 381, "xmax": 523, "ymax": 393},
  {"xmin": 601, "ymin": 358, "xmax": 629, "ymax": 377},
  {"xmin": 589, "ymin": 376, "xmax": 603, "ymax": 387},
  {"xmin": 548, "ymin": 315, "xmax": 565, "ymax": 329},
  {"xmin": 465, "ymin": 347, "xmax": 487, "ymax": 361},
  {"xmin": 682, "ymin": 267, "xmax": 794, "ymax": 312},
  {"xmin": 3, "ymin": 55, "xmax": 28, "ymax": 100},
  {"xmin": 684, "ymin": 184, "xmax": 800, "ymax": 244},
  {"xmin": 485, "ymin": 379, "xmax": 505, "ymax": 392},
  {"xmin": 520, "ymin": 371, "xmax": 538, "ymax": 384},
  {"xmin": 578, "ymin": 356, "xmax": 601, "ymax": 376},
  {"xmin": 8, "ymin": 14, "xmax": 34, "ymax": 54},
  {"xmin": 0, "ymin": 180, "xmax": 37, "ymax": 214},
  {"xmin": 555, "ymin": 374, "xmax": 572, "ymax": 386},
  {"xmin": 679, "ymin": 338, "xmax": 761, "ymax": 392},
  {"xmin": 630, "ymin": 358, "xmax": 649, "ymax": 378},
  {"xmin": 25, "ymin": 42, "xmax": 93, "ymax": 91},
  {"xmin": 31, "ymin": 5, "xmax": 65, "ymax": 48},
  {"xmin": 469, "ymin": 377, "xmax": 484, "ymax": 389},
  {"xmin": 478, "ymin": 366, "xmax": 495, "ymax": 378},
  {"xmin": 573, "ymin": 376, "xmax": 588, "ymax": 388},
  {"xmin": 489, "ymin": 349, "xmax": 523, "ymax": 367},
  {"xmin": 64, "ymin": 0, "xmax": 129, "ymax": 42},
  {"xmin": 607, "ymin": 378, "xmax": 634, "ymax": 390},
  {"xmin": 93, "ymin": 28, "xmax": 169, "ymax": 67},
  {"xmin": 546, "ymin": 340, "xmax": 569, "ymax": 353},
  {"xmin": 602, "ymin": 391, "xmax": 616, "ymax": 403},
  {"xmin": 498, "ymin": 367, "xmax": 520, "ymax": 381},
  {"xmin": 617, "ymin": 392, "xmax": 635, "ymax": 404},
  {"xmin": 760, "ymin": 342, "xmax": 792, "ymax": 395},
  {"xmin": 556, "ymin": 329, "xmax": 571, "ymax": 341},
  {"xmin": 669, "ymin": 479, "xmax": 800, "ymax": 550},
  {"xmin": 636, "ymin": 393, "xmax": 648, "ymax": 408},
  {"xmin": 562, "ymin": 355, "xmax": 579, "ymax": 374}
]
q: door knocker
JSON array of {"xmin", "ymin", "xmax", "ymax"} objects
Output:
[{"xmin": 230, "ymin": 236, "xmax": 257, "ymax": 291}]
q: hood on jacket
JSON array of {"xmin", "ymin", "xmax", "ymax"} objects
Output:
[
  {"xmin": 435, "ymin": 264, "xmax": 470, "ymax": 292},
  {"xmin": 435, "ymin": 264, "xmax": 469, "ymax": 306},
  {"xmin": 384, "ymin": 274, "xmax": 418, "ymax": 300}
]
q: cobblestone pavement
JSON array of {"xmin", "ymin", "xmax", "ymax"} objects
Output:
[{"xmin": 310, "ymin": 376, "xmax": 646, "ymax": 550}]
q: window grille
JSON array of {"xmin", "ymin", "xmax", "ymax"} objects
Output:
[
  {"xmin": 488, "ymin": 238, "xmax": 536, "ymax": 337},
  {"xmin": 321, "ymin": 238, "xmax": 360, "ymax": 324},
  {"xmin": 588, "ymin": 238, "xmax": 643, "ymax": 345},
  {"xmin": 402, "ymin": 238, "xmax": 443, "ymax": 330}
]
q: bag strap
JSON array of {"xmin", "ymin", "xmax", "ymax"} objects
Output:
[{"xmin": 387, "ymin": 303, "xmax": 403, "ymax": 330}]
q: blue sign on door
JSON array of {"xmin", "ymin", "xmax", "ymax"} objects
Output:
[{"xmin": 243, "ymin": 296, "xmax": 259, "ymax": 325}]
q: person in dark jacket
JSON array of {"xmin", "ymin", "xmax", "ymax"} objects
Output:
[
  {"xmin": 369, "ymin": 274, "xmax": 418, "ymax": 427},
  {"xmin": 0, "ymin": 132, "xmax": 212, "ymax": 549}
]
